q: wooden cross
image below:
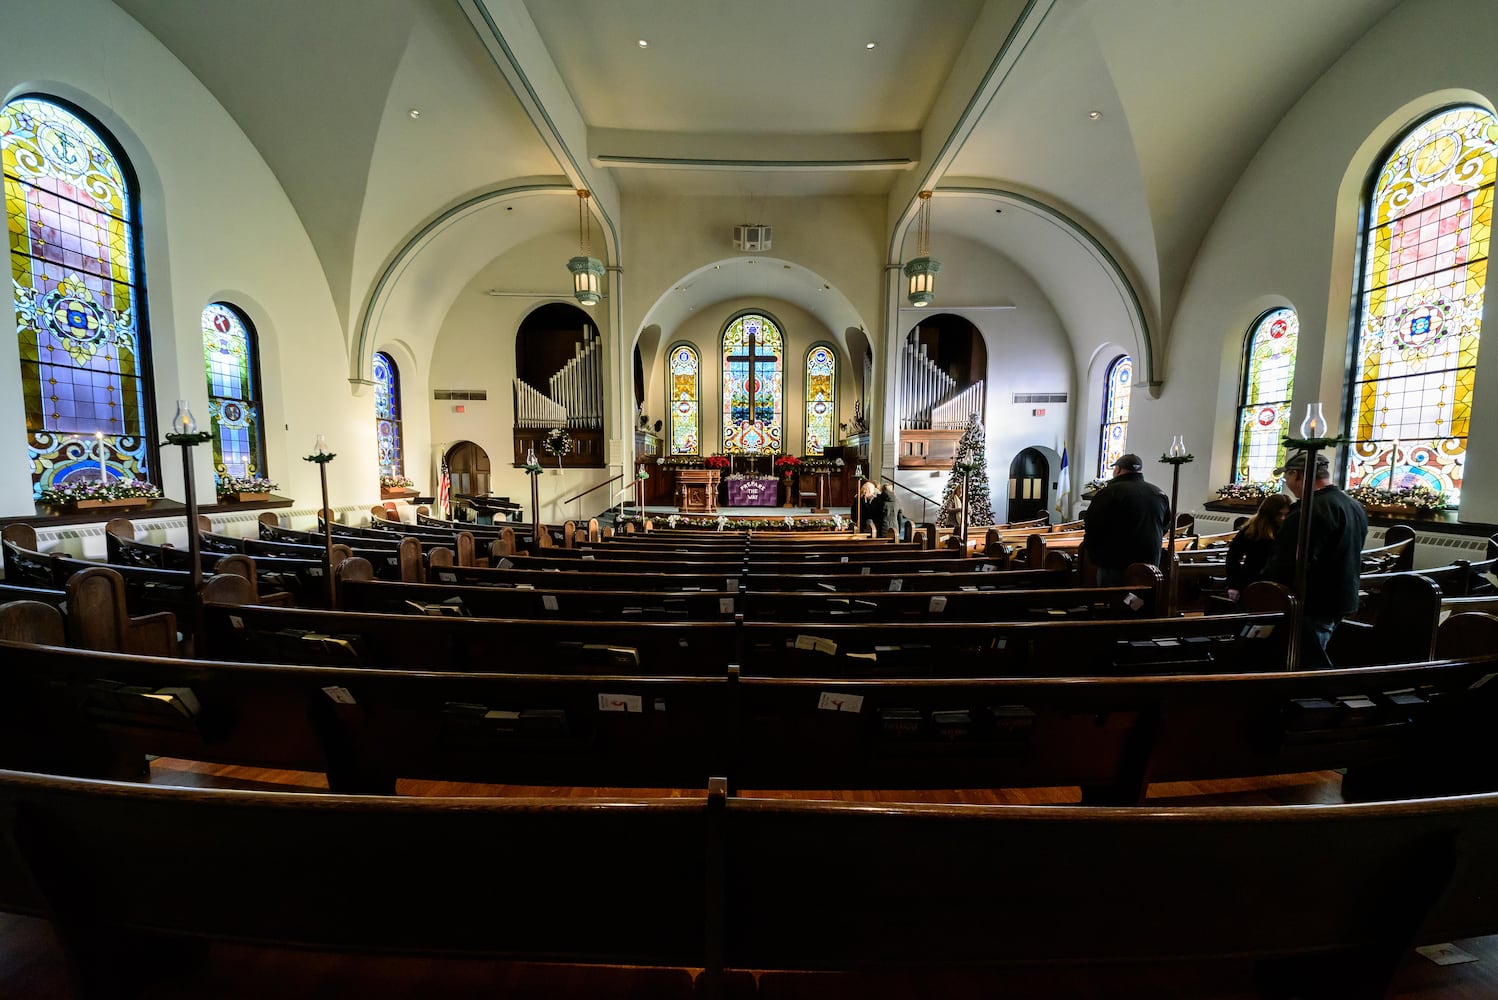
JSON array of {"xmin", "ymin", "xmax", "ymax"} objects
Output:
[{"xmin": 726, "ymin": 328, "xmax": 777, "ymax": 428}]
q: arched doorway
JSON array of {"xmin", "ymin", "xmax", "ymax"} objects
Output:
[
  {"xmin": 445, "ymin": 440, "xmax": 491, "ymax": 499},
  {"xmin": 1007, "ymin": 448, "xmax": 1049, "ymax": 522}
]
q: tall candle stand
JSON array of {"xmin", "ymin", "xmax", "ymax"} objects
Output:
[
  {"xmin": 1281, "ymin": 401, "xmax": 1347, "ymax": 670},
  {"xmin": 1159, "ymin": 437, "xmax": 1194, "ymax": 616},
  {"xmin": 303, "ymin": 436, "xmax": 337, "ymax": 607},
  {"xmin": 524, "ymin": 447, "xmax": 544, "ymax": 551},
  {"xmin": 164, "ymin": 401, "xmax": 213, "ymax": 631},
  {"xmin": 853, "ymin": 465, "xmax": 865, "ymax": 534}
]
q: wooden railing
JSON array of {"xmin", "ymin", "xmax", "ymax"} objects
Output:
[{"xmin": 564, "ymin": 473, "xmax": 623, "ymax": 517}]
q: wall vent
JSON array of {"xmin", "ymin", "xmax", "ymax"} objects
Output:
[
  {"xmin": 1012, "ymin": 392, "xmax": 1068, "ymax": 404},
  {"xmin": 434, "ymin": 389, "xmax": 488, "ymax": 400}
]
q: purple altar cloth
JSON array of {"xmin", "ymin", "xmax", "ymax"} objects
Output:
[{"xmin": 725, "ymin": 476, "xmax": 779, "ymax": 507}]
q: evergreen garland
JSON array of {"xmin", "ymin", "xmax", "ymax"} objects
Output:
[{"xmin": 935, "ymin": 414, "xmax": 995, "ymax": 527}]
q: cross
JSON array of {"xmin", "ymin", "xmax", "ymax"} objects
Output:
[{"xmin": 726, "ymin": 326, "xmax": 777, "ymax": 427}]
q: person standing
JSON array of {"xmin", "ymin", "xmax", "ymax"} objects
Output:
[
  {"xmin": 1261, "ymin": 450, "xmax": 1368, "ymax": 669},
  {"xmin": 1224, "ymin": 493, "xmax": 1293, "ymax": 601},
  {"xmin": 1081, "ymin": 453, "xmax": 1170, "ymax": 586}
]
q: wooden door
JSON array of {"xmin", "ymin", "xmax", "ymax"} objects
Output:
[
  {"xmin": 1006, "ymin": 448, "xmax": 1049, "ymax": 522},
  {"xmin": 445, "ymin": 441, "xmax": 491, "ymax": 499}
]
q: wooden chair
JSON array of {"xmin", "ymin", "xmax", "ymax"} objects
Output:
[{"xmin": 63, "ymin": 567, "xmax": 178, "ymax": 656}]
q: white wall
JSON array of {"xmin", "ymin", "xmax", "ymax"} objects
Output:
[
  {"xmin": 1154, "ymin": 0, "xmax": 1498, "ymax": 522},
  {"xmin": 0, "ymin": 0, "xmax": 376, "ymax": 523}
]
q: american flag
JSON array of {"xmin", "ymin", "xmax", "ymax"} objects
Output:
[{"xmin": 437, "ymin": 457, "xmax": 451, "ymax": 519}]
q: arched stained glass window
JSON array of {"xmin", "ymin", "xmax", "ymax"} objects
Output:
[
  {"xmin": 374, "ymin": 351, "xmax": 404, "ymax": 477},
  {"xmin": 1234, "ymin": 308, "xmax": 1298, "ymax": 482},
  {"xmin": 667, "ymin": 344, "xmax": 699, "ymax": 455},
  {"xmin": 721, "ymin": 312, "xmax": 783, "ymax": 454},
  {"xmin": 202, "ymin": 303, "xmax": 266, "ymax": 484},
  {"xmin": 1347, "ymin": 105, "xmax": 1494, "ymax": 506},
  {"xmin": 4, "ymin": 96, "xmax": 155, "ymax": 497},
  {"xmin": 1098, "ymin": 354, "xmax": 1132, "ymax": 476},
  {"xmin": 804, "ymin": 344, "xmax": 837, "ymax": 454}
]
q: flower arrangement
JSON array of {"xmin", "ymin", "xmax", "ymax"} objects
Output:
[
  {"xmin": 620, "ymin": 513, "xmax": 842, "ymax": 530},
  {"xmin": 657, "ymin": 455, "xmax": 703, "ymax": 468},
  {"xmin": 216, "ymin": 475, "xmax": 278, "ymax": 497},
  {"xmin": 1347, "ymin": 483, "xmax": 1447, "ymax": 511},
  {"xmin": 1214, "ymin": 481, "xmax": 1283, "ymax": 502},
  {"xmin": 704, "ymin": 455, "xmax": 731, "ymax": 471},
  {"xmin": 542, "ymin": 427, "xmax": 572, "ymax": 458},
  {"xmin": 801, "ymin": 456, "xmax": 845, "ymax": 473},
  {"xmin": 39, "ymin": 478, "xmax": 162, "ymax": 506},
  {"xmin": 774, "ymin": 455, "xmax": 802, "ymax": 474},
  {"xmin": 1081, "ymin": 477, "xmax": 1109, "ymax": 498},
  {"xmin": 380, "ymin": 474, "xmax": 415, "ymax": 490}
]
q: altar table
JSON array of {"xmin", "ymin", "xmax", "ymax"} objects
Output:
[{"xmin": 725, "ymin": 476, "xmax": 779, "ymax": 507}]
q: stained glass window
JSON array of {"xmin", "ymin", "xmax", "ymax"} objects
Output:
[
  {"xmin": 1347, "ymin": 106, "xmax": 1494, "ymax": 506},
  {"xmin": 804, "ymin": 344, "xmax": 837, "ymax": 454},
  {"xmin": 667, "ymin": 344, "xmax": 699, "ymax": 455},
  {"xmin": 374, "ymin": 351, "xmax": 404, "ymax": 477},
  {"xmin": 4, "ymin": 96, "xmax": 155, "ymax": 497},
  {"xmin": 202, "ymin": 303, "xmax": 265, "ymax": 482},
  {"xmin": 721, "ymin": 313, "xmax": 783, "ymax": 454},
  {"xmin": 1098, "ymin": 354, "xmax": 1132, "ymax": 476},
  {"xmin": 1233, "ymin": 308, "xmax": 1298, "ymax": 482}
]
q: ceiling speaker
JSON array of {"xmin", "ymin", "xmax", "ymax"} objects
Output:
[{"xmin": 733, "ymin": 224, "xmax": 772, "ymax": 252}]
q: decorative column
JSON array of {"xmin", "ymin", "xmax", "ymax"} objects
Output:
[
  {"xmin": 1159, "ymin": 437, "xmax": 1194, "ymax": 616},
  {"xmin": 303, "ymin": 436, "xmax": 337, "ymax": 607}
]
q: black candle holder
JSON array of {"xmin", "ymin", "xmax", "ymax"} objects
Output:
[
  {"xmin": 1158, "ymin": 453, "xmax": 1193, "ymax": 614},
  {"xmin": 302, "ymin": 450, "xmax": 338, "ymax": 606}
]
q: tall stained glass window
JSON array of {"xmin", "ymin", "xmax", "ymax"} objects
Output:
[
  {"xmin": 1098, "ymin": 354, "xmax": 1132, "ymax": 476},
  {"xmin": 804, "ymin": 344, "xmax": 837, "ymax": 454},
  {"xmin": 721, "ymin": 312, "xmax": 783, "ymax": 454},
  {"xmin": 374, "ymin": 351, "xmax": 404, "ymax": 477},
  {"xmin": 1233, "ymin": 308, "xmax": 1298, "ymax": 482},
  {"xmin": 667, "ymin": 344, "xmax": 699, "ymax": 455},
  {"xmin": 202, "ymin": 303, "xmax": 266, "ymax": 483},
  {"xmin": 4, "ymin": 96, "xmax": 155, "ymax": 497},
  {"xmin": 1347, "ymin": 106, "xmax": 1494, "ymax": 506}
]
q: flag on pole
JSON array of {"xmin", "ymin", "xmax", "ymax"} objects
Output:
[
  {"xmin": 437, "ymin": 457, "xmax": 451, "ymax": 519},
  {"xmin": 1055, "ymin": 445, "xmax": 1070, "ymax": 520}
]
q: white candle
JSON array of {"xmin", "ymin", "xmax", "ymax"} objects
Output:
[
  {"xmin": 1391, "ymin": 438, "xmax": 1400, "ymax": 488},
  {"xmin": 95, "ymin": 431, "xmax": 107, "ymax": 484}
]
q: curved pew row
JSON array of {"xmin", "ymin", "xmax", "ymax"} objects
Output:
[{"xmin": 3, "ymin": 629, "xmax": 1497, "ymax": 802}]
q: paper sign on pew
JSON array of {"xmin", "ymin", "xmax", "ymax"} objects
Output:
[
  {"xmin": 598, "ymin": 693, "xmax": 643, "ymax": 713},
  {"xmin": 794, "ymin": 634, "xmax": 838, "ymax": 655},
  {"xmin": 818, "ymin": 691, "xmax": 864, "ymax": 713}
]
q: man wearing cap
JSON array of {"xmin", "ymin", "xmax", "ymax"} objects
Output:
[
  {"xmin": 1081, "ymin": 453, "xmax": 1171, "ymax": 586},
  {"xmin": 1261, "ymin": 450, "xmax": 1368, "ymax": 669}
]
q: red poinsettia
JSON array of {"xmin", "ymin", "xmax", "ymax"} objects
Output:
[
  {"xmin": 704, "ymin": 455, "xmax": 731, "ymax": 470},
  {"xmin": 774, "ymin": 455, "xmax": 802, "ymax": 473}
]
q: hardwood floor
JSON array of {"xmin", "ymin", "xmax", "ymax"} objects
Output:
[{"xmin": 1, "ymin": 761, "xmax": 1486, "ymax": 998}]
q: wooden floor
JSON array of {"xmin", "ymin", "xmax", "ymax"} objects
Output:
[{"xmin": 3, "ymin": 760, "xmax": 1491, "ymax": 998}]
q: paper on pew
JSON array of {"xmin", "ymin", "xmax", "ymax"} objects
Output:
[{"xmin": 794, "ymin": 634, "xmax": 837, "ymax": 655}]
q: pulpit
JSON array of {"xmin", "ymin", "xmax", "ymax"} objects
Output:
[{"xmin": 675, "ymin": 469, "xmax": 720, "ymax": 513}]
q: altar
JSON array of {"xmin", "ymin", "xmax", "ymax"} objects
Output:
[{"xmin": 725, "ymin": 475, "xmax": 779, "ymax": 507}]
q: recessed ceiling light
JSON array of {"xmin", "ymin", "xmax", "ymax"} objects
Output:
[
  {"xmin": 865, "ymin": 41, "xmax": 877, "ymax": 49},
  {"xmin": 1086, "ymin": 110, "xmax": 1102, "ymax": 121},
  {"xmin": 638, "ymin": 39, "xmax": 648, "ymax": 48},
  {"xmin": 408, "ymin": 109, "xmax": 422, "ymax": 119}
]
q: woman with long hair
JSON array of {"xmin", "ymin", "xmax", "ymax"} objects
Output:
[{"xmin": 1225, "ymin": 493, "xmax": 1293, "ymax": 602}]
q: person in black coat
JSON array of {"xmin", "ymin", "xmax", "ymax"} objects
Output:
[
  {"xmin": 1224, "ymin": 493, "xmax": 1293, "ymax": 601},
  {"xmin": 1261, "ymin": 450, "xmax": 1369, "ymax": 668},
  {"xmin": 1081, "ymin": 453, "xmax": 1170, "ymax": 586}
]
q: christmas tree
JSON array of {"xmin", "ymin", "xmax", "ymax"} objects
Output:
[{"xmin": 935, "ymin": 414, "xmax": 995, "ymax": 527}]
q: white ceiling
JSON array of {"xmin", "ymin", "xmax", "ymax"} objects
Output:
[{"xmin": 110, "ymin": 0, "xmax": 1409, "ymax": 358}]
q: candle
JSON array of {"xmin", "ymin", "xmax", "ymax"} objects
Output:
[
  {"xmin": 95, "ymin": 431, "xmax": 107, "ymax": 484},
  {"xmin": 314, "ymin": 434, "xmax": 329, "ymax": 456}
]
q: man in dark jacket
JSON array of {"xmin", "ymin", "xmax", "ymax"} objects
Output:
[
  {"xmin": 1261, "ymin": 450, "xmax": 1368, "ymax": 669},
  {"xmin": 1082, "ymin": 453, "xmax": 1170, "ymax": 586}
]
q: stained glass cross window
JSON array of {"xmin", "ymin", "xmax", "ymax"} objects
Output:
[
  {"xmin": 1347, "ymin": 105, "xmax": 1494, "ymax": 506},
  {"xmin": 722, "ymin": 313, "xmax": 783, "ymax": 454},
  {"xmin": 4, "ymin": 96, "xmax": 155, "ymax": 497}
]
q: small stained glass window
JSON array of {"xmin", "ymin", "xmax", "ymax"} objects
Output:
[
  {"xmin": 804, "ymin": 344, "xmax": 836, "ymax": 454},
  {"xmin": 1098, "ymin": 354, "xmax": 1132, "ymax": 477},
  {"xmin": 374, "ymin": 351, "xmax": 404, "ymax": 477},
  {"xmin": 202, "ymin": 303, "xmax": 266, "ymax": 481},
  {"xmin": 668, "ymin": 344, "xmax": 699, "ymax": 455},
  {"xmin": 1233, "ymin": 309, "xmax": 1298, "ymax": 482},
  {"xmin": 4, "ymin": 96, "xmax": 156, "ymax": 497}
]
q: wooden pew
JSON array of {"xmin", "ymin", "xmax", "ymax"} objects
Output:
[{"xmin": 200, "ymin": 602, "xmax": 738, "ymax": 675}]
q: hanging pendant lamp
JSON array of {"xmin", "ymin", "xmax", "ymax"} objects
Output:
[
  {"xmin": 567, "ymin": 189, "xmax": 604, "ymax": 307},
  {"xmin": 903, "ymin": 190, "xmax": 940, "ymax": 307}
]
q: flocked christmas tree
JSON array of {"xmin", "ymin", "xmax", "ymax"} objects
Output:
[{"xmin": 935, "ymin": 414, "xmax": 995, "ymax": 527}]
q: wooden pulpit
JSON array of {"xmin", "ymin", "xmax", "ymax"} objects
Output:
[{"xmin": 675, "ymin": 470, "xmax": 720, "ymax": 514}]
